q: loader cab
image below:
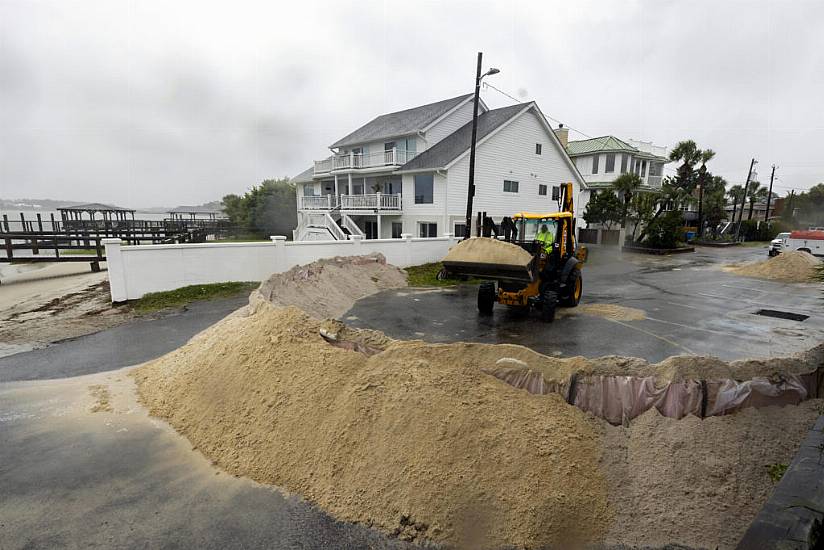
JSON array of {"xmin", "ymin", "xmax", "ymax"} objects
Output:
[{"xmin": 511, "ymin": 212, "xmax": 575, "ymax": 259}]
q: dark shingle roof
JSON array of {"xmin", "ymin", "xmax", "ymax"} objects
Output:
[
  {"xmin": 330, "ymin": 94, "xmax": 473, "ymax": 149},
  {"xmin": 292, "ymin": 165, "xmax": 315, "ymax": 183},
  {"xmin": 398, "ymin": 103, "xmax": 531, "ymax": 172}
]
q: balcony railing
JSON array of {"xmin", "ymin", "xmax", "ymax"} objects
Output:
[
  {"xmin": 314, "ymin": 149, "xmax": 417, "ymax": 175},
  {"xmin": 647, "ymin": 175, "xmax": 663, "ymax": 188},
  {"xmin": 298, "ymin": 193, "xmax": 402, "ymax": 211}
]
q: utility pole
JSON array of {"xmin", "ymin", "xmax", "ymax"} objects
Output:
[
  {"xmin": 734, "ymin": 158, "xmax": 756, "ymax": 241},
  {"xmin": 463, "ymin": 53, "xmax": 499, "ymax": 239},
  {"xmin": 765, "ymin": 164, "xmax": 776, "ymax": 222}
]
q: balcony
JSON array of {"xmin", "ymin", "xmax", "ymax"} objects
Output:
[
  {"xmin": 313, "ymin": 149, "xmax": 417, "ymax": 175},
  {"xmin": 647, "ymin": 175, "xmax": 663, "ymax": 188},
  {"xmin": 298, "ymin": 193, "xmax": 403, "ymax": 212}
]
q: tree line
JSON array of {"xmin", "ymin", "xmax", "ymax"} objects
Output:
[{"xmin": 222, "ymin": 178, "xmax": 297, "ymax": 239}]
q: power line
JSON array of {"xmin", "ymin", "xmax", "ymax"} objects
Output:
[{"xmin": 481, "ymin": 81, "xmax": 593, "ymax": 139}]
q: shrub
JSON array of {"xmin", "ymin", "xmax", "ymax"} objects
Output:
[{"xmin": 645, "ymin": 211, "xmax": 684, "ymax": 249}]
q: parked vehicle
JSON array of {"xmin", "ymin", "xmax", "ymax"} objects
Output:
[
  {"xmin": 768, "ymin": 232, "xmax": 791, "ymax": 257},
  {"xmin": 785, "ymin": 230, "xmax": 824, "ymax": 257}
]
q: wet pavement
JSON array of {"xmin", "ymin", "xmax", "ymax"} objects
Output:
[
  {"xmin": 345, "ymin": 245, "xmax": 824, "ymax": 362},
  {"xmin": 0, "ymin": 295, "xmax": 250, "ymax": 382},
  {"xmin": 0, "ymin": 369, "xmax": 415, "ymax": 550}
]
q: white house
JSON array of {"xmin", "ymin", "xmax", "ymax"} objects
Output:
[
  {"xmin": 564, "ymin": 135, "xmax": 670, "ymax": 222},
  {"xmin": 292, "ymin": 95, "xmax": 587, "ymax": 240}
]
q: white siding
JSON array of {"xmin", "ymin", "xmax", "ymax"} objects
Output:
[
  {"xmin": 445, "ymin": 109, "xmax": 582, "ymax": 219},
  {"xmin": 423, "ymin": 100, "xmax": 477, "ymax": 148}
]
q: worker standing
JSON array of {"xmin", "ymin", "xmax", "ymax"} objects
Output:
[{"xmin": 536, "ymin": 224, "xmax": 555, "ymax": 252}]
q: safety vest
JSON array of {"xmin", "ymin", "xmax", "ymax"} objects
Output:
[{"xmin": 536, "ymin": 230, "xmax": 554, "ymax": 250}]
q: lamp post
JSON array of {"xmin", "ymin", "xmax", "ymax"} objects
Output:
[{"xmin": 463, "ymin": 52, "xmax": 500, "ymax": 240}]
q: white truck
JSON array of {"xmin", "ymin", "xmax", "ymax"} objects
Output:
[{"xmin": 770, "ymin": 230, "xmax": 824, "ymax": 257}]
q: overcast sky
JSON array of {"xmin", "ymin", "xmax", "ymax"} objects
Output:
[{"xmin": 1, "ymin": 0, "xmax": 822, "ymax": 208}]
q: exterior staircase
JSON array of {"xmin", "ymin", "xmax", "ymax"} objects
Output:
[{"xmin": 293, "ymin": 212, "xmax": 364, "ymax": 241}]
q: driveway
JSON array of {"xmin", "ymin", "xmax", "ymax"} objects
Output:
[{"xmin": 345, "ymin": 245, "xmax": 824, "ymax": 362}]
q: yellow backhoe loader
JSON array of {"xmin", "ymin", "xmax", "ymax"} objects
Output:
[{"xmin": 442, "ymin": 182, "xmax": 587, "ymax": 322}]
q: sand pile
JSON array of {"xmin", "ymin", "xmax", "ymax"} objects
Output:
[
  {"xmin": 134, "ymin": 301, "xmax": 824, "ymax": 548},
  {"xmin": 442, "ymin": 237, "xmax": 533, "ymax": 267},
  {"xmin": 725, "ymin": 250, "xmax": 821, "ymax": 282},
  {"xmin": 574, "ymin": 303, "xmax": 646, "ymax": 321},
  {"xmin": 134, "ymin": 304, "xmax": 613, "ymax": 548},
  {"xmin": 252, "ymin": 253, "xmax": 407, "ymax": 318},
  {"xmin": 600, "ymin": 401, "xmax": 822, "ymax": 549}
]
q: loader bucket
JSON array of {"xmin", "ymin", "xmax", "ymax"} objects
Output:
[{"xmin": 441, "ymin": 238, "xmax": 537, "ymax": 282}]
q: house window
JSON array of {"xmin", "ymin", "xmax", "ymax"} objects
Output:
[
  {"xmin": 535, "ymin": 143, "xmax": 542, "ymax": 155},
  {"xmin": 620, "ymin": 154, "xmax": 628, "ymax": 174},
  {"xmin": 384, "ymin": 141, "xmax": 395, "ymax": 151},
  {"xmin": 392, "ymin": 222, "xmax": 403, "ymax": 239},
  {"xmin": 641, "ymin": 160, "xmax": 647, "ymax": 177},
  {"xmin": 454, "ymin": 223, "xmax": 467, "ymax": 237},
  {"xmin": 605, "ymin": 153, "xmax": 615, "ymax": 173},
  {"xmin": 419, "ymin": 222, "xmax": 437, "ymax": 238},
  {"xmin": 503, "ymin": 180, "xmax": 519, "ymax": 193},
  {"xmin": 538, "ymin": 184, "xmax": 548, "ymax": 196},
  {"xmin": 592, "ymin": 155, "xmax": 599, "ymax": 174},
  {"xmin": 552, "ymin": 186, "xmax": 561, "ymax": 200},
  {"xmin": 414, "ymin": 174, "xmax": 434, "ymax": 204},
  {"xmin": 303, "ymin": 185, "xmax": 316, "ymax": 196}
]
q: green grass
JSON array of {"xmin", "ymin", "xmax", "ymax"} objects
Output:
[
  {"xmin": 62, "ymin": 248, "xmax": 101, "ymax": 255},
  {"xmin": 405, "ymin": 262, "xmax": 479, "ymax": 287},
  {"xmin": 766, "ymin": 463, "xmax": 788, "ymax": 483},
  {"xmin": 132, "ymin": 281, "xmax": 259, "ymax": 313}
]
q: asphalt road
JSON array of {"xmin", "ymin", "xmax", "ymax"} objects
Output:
[
  {"xmin": 346, "ymin": 245, "xmax": 824, "ymax": 362},
  {"xmin": 0, "ymin": 295, "xmax": 250, "ymax": 382}
]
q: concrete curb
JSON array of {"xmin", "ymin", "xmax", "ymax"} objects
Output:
[{"xmin": 737, "ymin": 415, "xmax": 824, "ymax": 549}]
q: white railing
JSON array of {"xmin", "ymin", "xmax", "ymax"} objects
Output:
[
  {"xmin": 647, "ymin": 175, "xmax": 663, "ymax": 188},
  {"xmin": 341, "ymin": 214, "xmax": 365, "ymax": 237},
  {"xmin": 313, "ymin": 149, "xmax": 418, "ymax": 174},
  {"xmin": 298, "ymin": 195, "xmax": 338, "ymax": 210},
  {"xmin": 324, "ymin": 213, "xmax": 347, "ymax": 240},
  {"xmin": 300, "ymin": 193, "xmax": 403, "ymax": 212}
]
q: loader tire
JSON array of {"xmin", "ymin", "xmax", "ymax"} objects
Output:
[
  {"xmin": 541, "ymin": 290, "xmax": 558, "ymax": 323},
  {"xmin": 561, "ymin": 270, "xmax": 582, "ymax": 307},
  {"xmin": 478, "ymin": 282, "xmax": 495, "ymax": 315}
]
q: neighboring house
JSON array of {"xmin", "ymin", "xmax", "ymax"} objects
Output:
[
  {"xmin": 291, "ymin": 95, "xmax": 587, "ymax": 240},
  {"xmin": 565, "ymin": 135, "xmax": 670, "ymax": 225}
]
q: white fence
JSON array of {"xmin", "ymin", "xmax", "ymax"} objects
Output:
[{"xmin": 103, "ymin": 234, "xmax": 460, "ymax": 302}]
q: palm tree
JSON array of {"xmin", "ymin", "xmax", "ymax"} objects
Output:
[
  {"xmin": 747, "ymin": 184, "xmax": 768, "ymax": 220},
  {"xmin": 727, "ymin": 184, "xmax": 745, "ymax": 222},
  {"xmin": 668, "ymin": 140, "xmax": 703, "ymax": 192},
  {"xmin": 695, "ymin": 149, "xmax": 715, "ymax": 235},
  {"xmin": 611, "ymin": 172, "xmax": 643, "ymax": 229}
]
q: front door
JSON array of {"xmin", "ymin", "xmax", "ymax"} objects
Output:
[{"xmin": 364, "ymin": 220, "xmax": 378, "ymax": 239}]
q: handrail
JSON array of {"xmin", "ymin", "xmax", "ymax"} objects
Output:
[
  {"xmin": 341, "ymin": 214, "xmax": 364, "ymax": 237},
  {"xmin": 324, "ymin": 213, "xmax": 347, "ymax": 240},
  {"xmin": 313, "ymin": 150, "xmax": 418, "ymax": 174}
]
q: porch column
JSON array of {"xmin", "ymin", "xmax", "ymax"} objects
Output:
[
  {"xmin": 334, "ymin": 174, "xmax": 339, "ymax": 195},
  {"xmin": 348, "ymin": 173, "xmax": 353, "ymax": 195},
  {"xmin": 377, "ymin": 215, "xmax": 382, "ymax": 239},
  {"xmin": 362, "ymin": 177, "xmax": 367, "ymax": 194}
]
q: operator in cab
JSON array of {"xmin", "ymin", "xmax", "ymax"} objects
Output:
[{"xmin": 535, "ymin": 223, "xmax": 555, "ymax": 253}]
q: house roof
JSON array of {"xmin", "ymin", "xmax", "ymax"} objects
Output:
[
  {"xmin": 566, "ymin": 136, "xmax": 638, "ymax": 156},
  {"xmin": 292, "ymin": 165, "xmax": 315, "ymax": 184},
  {"xmin": 57, "ymin": 202, "xmax": 134, "ymax": 212},
  {"xmin": 330, "ymin": 94, "xmax": 474, "ymax": 149},
  {"xmin": 585, "ymin": 181, "xmax": 661, "ymax": 192},
  {"xmin": 397, "ymin": 102, "xmax": 530, "ymax": 172}
]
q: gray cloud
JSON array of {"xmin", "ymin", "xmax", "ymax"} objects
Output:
[{"xmin": 0, "ymin": 0, "xmax": 822, "ymax": 208}]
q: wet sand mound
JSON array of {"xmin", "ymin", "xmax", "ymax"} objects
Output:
[
  {"xmin": 725, "ymin": 250, "xmax": 821, "ymax": 283},
  {"xmin": 135, "ymin": 304, "xmax": 613, "ymax": 548},
  {"xmin": 252, "ymin": 253, "xmax": 407, "ymax": 318},
  {"xmin": 443, "ymin": 237, "xmax": 533, "ymax": 268},
  {"xmin": 574, "ymin": 303, "xmax": 646, "ymax": 321}
]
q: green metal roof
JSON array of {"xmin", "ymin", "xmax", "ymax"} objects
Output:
[{"xmin": 566, "ymin": 136, "xmax": 638, "ymax": 156}]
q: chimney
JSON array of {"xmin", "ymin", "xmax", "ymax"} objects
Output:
[{"xmin": 554, "ymin": 123, "xmax": 569, "ymax": 149}]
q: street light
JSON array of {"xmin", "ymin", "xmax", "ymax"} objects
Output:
[{"xmin": 463, "ymin": 52, "xmax": 501, "ymax": 239}]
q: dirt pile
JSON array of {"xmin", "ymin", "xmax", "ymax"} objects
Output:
[
  {"xmin": 600, "ymin": 401, "xmax": 822, "ymax": 549},
  {"xmin": 134, "ymin": 304, "xmax": 613, "ymax": 549},
  {"xmin": 442, "ymin": 237, "xmax": 533, "ymax": 267},
  {"xmin": 573, "ymin": 303, "xmax": 646, "ymax": 321},
  {"xmin": 134, "ymin": 302, "xmax": 823, "ymax": 548},
  {"xmin": 252, "ymin": 253, "xmax": 407, "ymax": 318},
  {"xmin": 725, "ymin": 250, "xmax": 821, "ymax": 282}
]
